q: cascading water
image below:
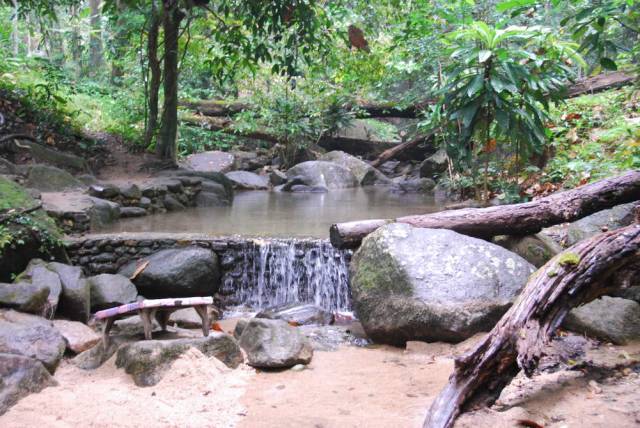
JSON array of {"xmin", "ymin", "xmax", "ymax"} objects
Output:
[{"xmin": 220, "ymin": 238, "xmax": 351, "ymax": 313}]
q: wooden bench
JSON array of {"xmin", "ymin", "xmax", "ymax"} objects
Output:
[{"xmin": 94, "ymin": 297, "xmax": 214, "ymax": 346}]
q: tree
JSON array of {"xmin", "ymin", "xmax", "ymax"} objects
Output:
[{"xmin": 88, "ymin": 0, "xmax": 104, "ymax": 75}]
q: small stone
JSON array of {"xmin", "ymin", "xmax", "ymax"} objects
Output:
[
  {"xmin": 290, "ymin": 364, "xmax": 306, "ymax": 372},
  {"xmin": 52, "ymin": 320, "xmax": 100, "ymax": 354}
]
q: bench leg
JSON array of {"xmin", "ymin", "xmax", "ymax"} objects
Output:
[
  {"xmin": 139, "ymin": 308, "xmax": 156, "ymax": 340},
  {"xmin": 102, "ymin": 317, "xmax": 115, "ymax": 348},
  {"xmin": 194, "ymin": 305, "xmax": 210, "ymax": 337}
]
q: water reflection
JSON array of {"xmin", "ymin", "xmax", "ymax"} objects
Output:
[{"xmin": 98, "ymin": 187, "xmax": 444, "ymax": 238}]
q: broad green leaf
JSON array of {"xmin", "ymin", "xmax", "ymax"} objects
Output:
[
  {"xmin": 600, "ymin": 57, "xmax": 618, "ymax": 70},
  {"xmin": 467, "ymin": 75, "xmax": 485, "ymax": 97},
  {"xmin": 479, "ymin": 50, "xmax": 492, "ymax": 63}
]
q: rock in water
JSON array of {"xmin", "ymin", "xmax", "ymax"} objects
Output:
[
  {"xmin": 238, "ymin": 318, "xmax": 313, "ymax": 368},
  {"xmin": 224, "ymin": 171, "xmax": 270, "ymax": 190},
  {"xmin": 115, "ymin": 334, "xmax": 242, "ymax": 386},
  {"xmin": 0, "ymin": 310, "xmax": 66, "ymax": 373},
  {"xmin": 320, "ymin": 151, "xmax": 392, "ymax": 186},
  {"xmin": 564, "ymin": 296, "xmax": 640, "ymax": 345},
  {"xmin": 419, "ymin": 149, "xmax": 448, "ymax": 179},
  {"xmin": 0, "ymin": 353, "xmax": 56, "ymax": 415},
  {"xmin": 256, "ymin": 303, "xmax": 335, "ymax": 326},
  {"xmin": 0, "ymin": 282, "xmax": 50, "ymax": 315},
  {"xmin": 87, "ymin": 274, "xmax": 138, "ymax": 311},
  {"xmin": 52, "ymin": 320, "xmax": 101, "ymax": 353},
  {"xmin": 286, "ymin": 161, "xmax": 358, "ymax": 189},
  {"xmin": 119, "ymin": 247, "xmax": 220, "ymax": 298},
  {"xmin": 48, "ymin": 262, "xmax": 91, "ymax": 323},
  {"xmin": 350, "ymin": 224, "xmax": 535, "ymax": 345}
]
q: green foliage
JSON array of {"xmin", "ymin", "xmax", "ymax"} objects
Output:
[{"xmin": 557, "ymin": 251, "xmax": 581, "ymax": 266}]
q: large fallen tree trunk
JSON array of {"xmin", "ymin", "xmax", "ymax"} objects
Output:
[
  {"xmin": 181, "ymin": 72, "xmax": 634, "ymax": 120},
  {"xmin": 423, "ymin": 224, "xmax": 640, "ymax": 428},
  {"xmin": 370, "ymin": 130, "xmax": 437, "ymax": 167},
  {"xmin": 330, "ymin": 170, "xmax": 640, "ymax": 249}
]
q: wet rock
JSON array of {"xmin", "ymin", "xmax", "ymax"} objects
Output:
[
  {"xmin": 320, "ymin": 151, "xmax": 392, "ymax": 186},
  {"xmin": 47, "ymin": 262, "xmax": 90, "ymax": 323},
  {"xmin": 286, "ymin": 161, "xmax": 358, "ymax": 189},
  {"xmin": 566, "ymin": 202, "xmax": 637, "ymax": 246},
  {"xmin": 25, "ymin": 164, "xmax": 83, "ymax": 192},
  {"xmin": 52, "ymin": 320, "xmax": 100, "ymax": 353},
  {"xmin": 419, "ymin": 149, "xmax": 448, "ymax": 179},
  {"xmin": 0, "ymin": 310, "xmax": 66, "ymax": 373},
  {"xmin": 350, "ymin": 223, "xmax": 535, "ymax": 345},
  {"xmin": 118, "ymin": 247, "xmax": 220, "ymax": 298},
  {"xmin": 182, "ymin": 150, "xmax": 235, "ymax": 173},
  {"xmin": 233, "ymin": 319, "xmax": 248, "ymax": 340},
  {"xmin": 493, "ymin": 230, "xmax": 564, "ymax": 268},
  {"xmin": 269, "ymin": 169, "xmax": 287, "ymax": 186},
  {"xmin": 88, "ymin": 197, "xmax": 121, "ymax": 229},
  {"xmin": 564, "ymin": 296, "xmax": 640, "ymax": 345},
  {"xmin": 0, "ymin": 282, "xmax": 50, "ymax": 315},
  {"xmin": 139, "ymin": 196, "xmax": 152, "ymax": 208},
  {"xmin": 238, "ymin": 318, "xmax": 313, "ymax": 368},
  {"xmin": 289, "ymin": 184, "xmax": 328, "ymax": 193},
  {"xmin": 162, "ymin": 194, "xmax": 185, "ymax": 211},
  {"xmin": 120, "ymin": 207, "xmax": 147, "ymax": 218},
  {"xmin": 120, "ymin": 183, "xmax": 142, "ymax": 200},
  {"xmin": 115, "ymin": 333, "xmax": 242, "ymax": 386},
  {"xmin": 256, "ymin": 303, "xmax": 335, "ymax": 326},
  {"xmin": 391, "ymin": 177, "xmax": 436, "ymax": 193},
  {"xmin": 0, "ymin": 353, "xmax": 56, "ymax": 415},
  {"xmin": 225, "ymin": 171, "xmax": 270, "ymax": 190},
  {"xmin": 88, "ymin": 183, "xmax": 120, "ymax": 199},
  {"xmin": 15, "ymin": 259, "xmax": 61, "ymax": 316},
  {"xmin": 87, "ymin": 274, "xmax": 138, "ymax": 311}
]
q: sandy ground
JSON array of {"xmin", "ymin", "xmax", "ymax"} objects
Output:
[{"xmin": 1, "ymin": 332, "xmax": 639, "ymax": 428}]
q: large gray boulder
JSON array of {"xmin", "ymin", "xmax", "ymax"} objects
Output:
[
  {"xmin": 320, "ymin": 151, "xmax": 392, "ymax": 186},
  {"xmin": 0, "ymin": 282, "xmax": 50, "ymax": 315},
  {"xmin": 350, "ymin": 224, "xmax": 536, "ymax": 345},
  {"xmin": 256, "ymin": 303, "xmax": 334, "ymax": 326},
  {"xmin": 48, "ymin": 262, "xmax": 91, "ymax": 322},
  {"xmin": 564, "ymin": 296, "xmax": 640, "ymax": 345},
  {"xmin": 493, "ymin": 226, "xmax": 565, "ymax": 268},
  {"xmin": 0, "ymin": 310, "xmax": 66, "ymax": 373},
  {"xmin": 286, "ymin": 161, "xmax": 358, "ymax": 189},
  {"xmin": 238, "ymin": 318, "xmax": 313, "ymax": 368},
  {"xmin": 14, "ymin": 259, "xmax": 61, "ymax": 316},
  {"xmin": 182, "ymin": 151, "xmax": 235, "ymax": 173},
  {"xmin": 115, "ymin": 334, "xmax": 242, "ymax": 386},
  {"xmin": 25, "ymin": 164, "xmax": 83, "ymax": 192},
  {"xmin": 0, "ymin": 353, "xmax": 56, "ymax": 415},
  {"xmin": 119, "ymin": 247, "xmax": 220, "ymax": 298},
  {"xmin": 419, "ymin": 149, "xmax": 448, "ymax": 179},
  {"xmin": 224, "ymin": 171, "xmax": 269, "ymax": 190},
  {"xmin": 52, "ymin": 320, "xmax": 101, "ymax": 354},
  {"xmin": 88, "ymin": 274, "xmax": 138, "ymax": 311},
  {"xmin": 566, "ymin": 202, "xmax": 637, "ymax": 246},
  {"xmin": 196, "ymin": 180, "xmax": 233, "ymax": 207}
]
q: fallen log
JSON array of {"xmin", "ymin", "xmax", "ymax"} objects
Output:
[
  {"xmin": 566, "ymin": 71, "xmax": 635, "ymax": 98},
  {"xmin": 370, "ymin": 130, "xmax": 436, "ymax": 167},
  {"xmin": 423, "ymin": 224, "xmax": 640, "ymax": 428},
  {"xmin": 330, "ymin": 170, "xmax": 640, "ymax": 249}
]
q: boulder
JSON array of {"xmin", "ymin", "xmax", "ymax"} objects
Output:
[
  {"xmin": 288, "ymin": 184, "xmax": 328, "ymax": 193},
  {"xmin": 391, "ymin": 177, "xmax": 436, "ymax": 193},
  {"xmin": 25, "ymin": 164, "xmax": 83, "ymax": 192},
  {"xmin": 88, "ymin": 197, "xmax": 121, "ymax": 229},
  {"xmin": 0, "ymin": 353, "xmax": 56, "ymax": 415},
  {"xmin": 566, "ymin": 202, "xmax": 637, "ymax": 246},
  {"xmin": 350, "ymin": 224, "xmax": 535, "ymax": 345},
  {"xmin": 419, "ymin": 149, "xmax": 448, "ymax": 179},
  {"xmin": 162, "ymin": 194, "xmax": 185, "ymax": 211},
  {"xmin": 119, "ymin": 183, "xmax": 142, "ymax": 200},
  {"xmin": 52, "ymin": 320, "xmax": 101, "ymax": 353},
  {"xmin": 120, "ymin": 207, "xmax": 147, "ymax": 218},
  {"xmin": 47, "ymin": 263, "xmax": 90, "ymax": 323},
  {"xmin": 286, "ymin": 161, "xmax": 358, "ymax": 189},
  {"xmin": 88, "ymin": 274, "xmax": 138, "ymax": 311},
  {"xmin": 224, "ymin": 171, "xmax": 270, "ymax": 190},
  {"xmin": 0, "ymin": 282, "xmax": 50, "ymax": 315},
  {"xmin": 195, "ymin": 180, "xmax": 232, "ymax": 207},
  {"xmin": 493, "ymin": 228, "xmax": 565, "ymax": 268},
  {"xmin": 160, "ymin": 169, "xmax": 234, "ymax": 200},
  {"xmin": 119, "ymin": 247, "xmax": 220, "ymax": 298},
  {"xmin": 233, "ymin": 319, "xmax": 249, "ymax": 340},
  {"xmin": 564, "ymin": 296, "xmax": 640, "ymax": 345},
  {"xmin": 269, "ymin": 170, "xmax": 288, "ymax": 186},
  {"xmin": 182, "ymin": 151, "xmax": 235, "ymax": 173},
  {"xmin": 115, "ymin": 334, "xmax": 242, "ymax": 386},
  {"xmin": 15, "ymin": 259, "xmax": 61, "ymax": 316},
  {"xmin": 238, "ymin": 318, "xmax": 313, "ymax": 368},
  {"xmin": 0, "ymin": 310, "xmax": 66, "ymax": 373},
  {"xmin": 256, "ymin": 303, "xmax": 335, "ymax": 326},
  {"xmin": 320, "ymin": 151, "xmax": 392, "ymax": 186},
  {"xmin": 73, "ymin": 335, "xmax": 131, "ymax": 370},
  {"xmin": 88, "ymin": 183, "xmax": 120, "ymax": 199}
]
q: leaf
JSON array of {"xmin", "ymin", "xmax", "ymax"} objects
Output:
[
  {"xmin": 129, "ymin": 260, "xmax": 149, "ymax": 281},
  {"xmin": 211, "ymin": 322, "xmax": 224, "ymax": 332},
  {"xmin": 599, "ymin": 57, "xmax": 618, "ymax": 70},
  {"xmin": 496, "ymin": 0, "xmax": 536, "ymax": 12},
  {"xmin": 467, "ymin": 75, "xmax": 484, "ymax": 97},
  {"xmin": 478, "ymin": 50, "xmax": 492, "ymax": 63}
]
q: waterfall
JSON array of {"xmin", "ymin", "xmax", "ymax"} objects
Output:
[{"xmin": 220, "ymin": 239, "xmax": 351, "ymax": 312}]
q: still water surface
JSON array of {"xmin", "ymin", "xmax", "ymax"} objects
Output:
[{"xmin": 98, "ymin": 188, "xmax": 443, "ymax": 238}]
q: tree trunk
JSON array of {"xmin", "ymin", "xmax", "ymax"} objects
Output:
[
  {"xmin": 370, "ymin": 131, "xmax": 435, "ymax": 167},
  {"xmin": 144, "ymin": 0, "xmax": 162, "ymax": 149},
  {"xmin": 11, "ymin": 0, "xmax": 19, "ymax": 55},
  {"xmin": 88, "ymin": 0, "xmax": 103, "ymax": 76},
  {"xmin": 156, "ymin": 0, "xmax": 183, "ymax": 163},
  {"xmin": 330, "ymin": 170, "xmax": 640, "ymax": 249},
  {"xmin": 423, "ymin": 224, "xmax": 640, "ymax": 428},
  {"xmin": 110, "ymin": 0, "xmax": 127, "ymax": 84}
]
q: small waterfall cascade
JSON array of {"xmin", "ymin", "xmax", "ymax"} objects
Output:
[{"xmin": 220, "ymin": 238, "xmax": 352, "ymax": 312}]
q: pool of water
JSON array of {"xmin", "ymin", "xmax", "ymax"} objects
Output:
[{"xmin": 98, "ymin": 188, "xmax": 444, "ymax": 238}]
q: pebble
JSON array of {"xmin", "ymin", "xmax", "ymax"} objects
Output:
[{"xmin": 290, "ymin": 364, "xmax": 306, "ymax": 372}]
